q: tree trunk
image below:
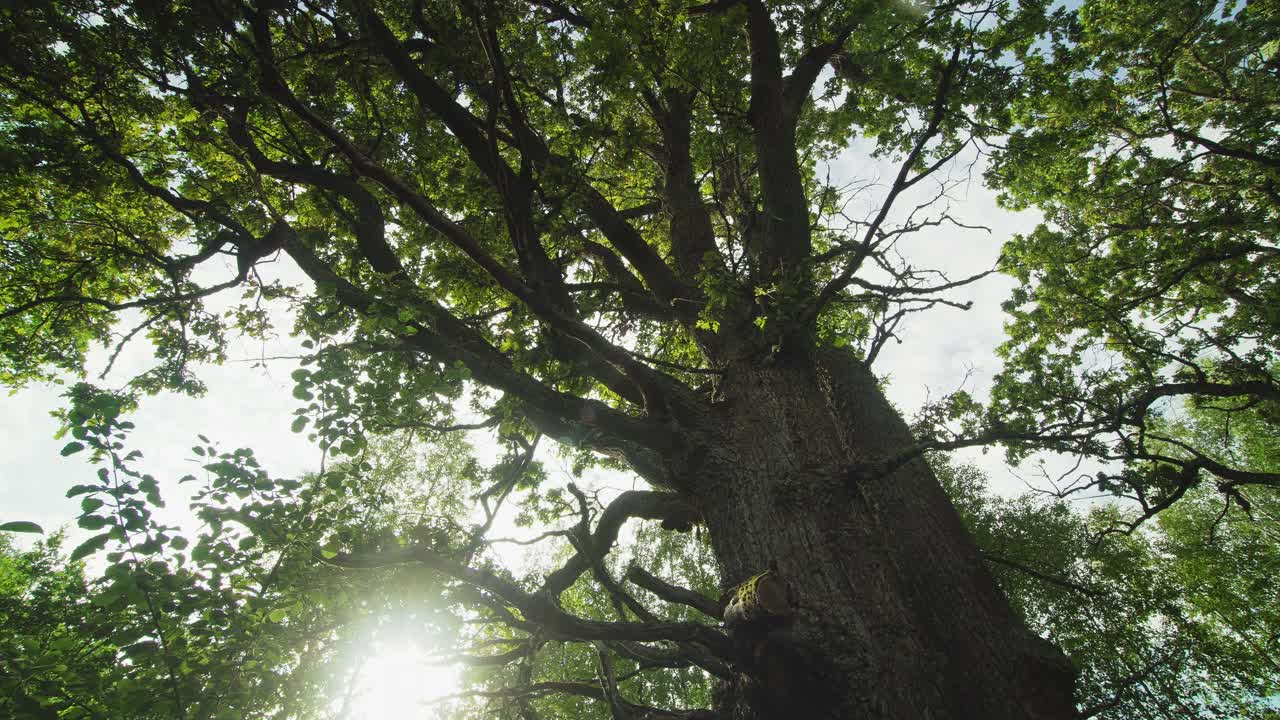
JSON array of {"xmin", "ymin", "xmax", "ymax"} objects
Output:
[{"xmin": 683, "ymin": 349, "xmax": 1075, "ymax": 719}]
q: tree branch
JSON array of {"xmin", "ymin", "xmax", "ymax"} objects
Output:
[
  {"xmin": 625, "ymin": 564, "xmax": 723, "ymax": 620},
  {"xmin": 542, "ymin": 489, "xmax": 701, "ymax": 596},
  {"xmin": 649, "ymin": 88, "xmax": 720, "ymax": 284},
  {"xmin": 278, "ymin": 227, "xmax": 682, "ymax": 459},
  {"xmin": 316, "ymin": 541, "xmax": 733, "ymax": 656},
  {"xmin": 806, "ymin": 45, "xmax": 966, "ymax": 322},
  {"xmin": 981, "ymin": 552, "xmax": 1105, "ymax": 599},
  {"xmin": 742, "ymin": 0, "xmax": 812, "ymax": 274},
  {"xmin": 235, "ymin": 10, "xmax": 695, "ymax": 420}
]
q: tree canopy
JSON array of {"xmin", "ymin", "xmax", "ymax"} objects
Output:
[
  {"xmin": 981, "ymin": 0, "xmax": 1280, "ymax": 526},
  {"xmin": 1, "ymin": 0, "xmax": 1277, "ymax": 717}
]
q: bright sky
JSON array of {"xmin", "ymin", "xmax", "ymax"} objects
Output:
[{"xmin": 342, "ymin": 636, "xmax": 464, "ymax": 720}]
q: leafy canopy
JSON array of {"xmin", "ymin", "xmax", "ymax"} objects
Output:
[
  {"xmin": 2, "ymin": 0, "xmax": 1279, "ymax": 717},
  {"xmin": 980, "ymin": 0, "xmax": 1280, "ymax": 525}
]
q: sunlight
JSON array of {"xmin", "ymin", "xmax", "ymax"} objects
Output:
[{"xmin": 345, "ymin": 640, "xmax": 463, "ymax": 720}]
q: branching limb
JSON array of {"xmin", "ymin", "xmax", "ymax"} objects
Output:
[
  {"xmin": 0, "ymin": 276, "xmax": 246, "ymax": 324},
  {"xmin": 1126, "ymin": 380, "xmax": 1280, "ymax": 422},
  {"xmin": 594, "ymin": 642, "xmax": 631, "ymax": 719},
  {"xmin": 605, "ymin": 639, "xmax": 732, "ymax": 680},
  {"xmin": 783, "ymin": 18, "xmax": 864, "ymax": 116},
  {"xmin": 806, "ymin": 45, "xmax": 968, "ymax": 322},
  {"xmin": 359, "ymin": 3, "xmax": 691, "ymax": 316},
  {"xmin": 981, "ymin": 552, "xmax": 1105, "ymax": 599},
  {"xmin": 278, "ymin": 226, "xmax": 683, "ymax": 463},
  {"xmin": 541, "ymin": 489, "xmax": 701, "ymax": 596},
  {"xmin": 460, "ymin": 435, "xmax": 542, "ymax": 561},
  {"xmin": 646, "ymin": 88, "xmax": 720, "ymax": 286},
  {"xmin": 625, "ymin": 564, "xmax": 723, "ymax": 620},
  {"xmin": 453, "ymin": 643, "xmax": 534, "ymax": 667},
  {"xmin": 241, "ymin": 8, "xmax": 690, "ymax": 412},
  {"xmin": 316, "ymin": 541, "xmax": 733, "ymax": 655},
  {"xmin": 742, "ymin": 0, "xmax": 813, "ymax": 273},
  {"xmin": 437, "ymin": 681, "xmax": 719, "ymax": 719},
  {"xmin": 1077, "ymin": 651, "xmax": 1177, "ymax": 720}
]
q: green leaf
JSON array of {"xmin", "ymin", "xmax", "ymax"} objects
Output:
[
  {"xmin": 70, "ymin": 532, "xmax": 112, "ymax": 562},
  {"xmin": 290, "ymin": 416, "xmax": 308, "ymax": 433},
  {"xmin": 0, "ymin": 521, "xmax": 44, "ymax": 534},
  {"xmin": 268, "ymin": 608, "xmax": 287, "ymax": 623},
  {"xmin": 60, "ymin": 441, "xmax": 85, "ymax": 456},
  {"xmin": 77, "ymin": 515, "xmax": 110, "ymax": 530}
]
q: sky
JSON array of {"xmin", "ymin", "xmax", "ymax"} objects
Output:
[{"xmin": 0, "ymin": 141, "xmax": 1046, "ymax": 551}]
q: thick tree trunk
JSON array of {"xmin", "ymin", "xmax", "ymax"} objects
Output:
[{"xmin": 683, "ymin": 350, "xmax": 1075, "ymax": 719}]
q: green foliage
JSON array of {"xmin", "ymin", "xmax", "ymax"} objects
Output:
[
  {"xmin": 985, "ymin": 0, "xmax": 1279, "ymax": 507},
  {"xmin": 1, "ymin": 0, "xmax": 1276, "ymax": 716},
  {"xmin": 937, "ymin": 453, "xmax": 1280, "ymax": 719},
  {"xmin": 0, "ymin": 385, "xmax": 482, "ymax": 719},
  {"xmin": 0, "ymin": 521, "xmax": 43, "ymax": 534},
  {"xmin": 0, "ymin": 0, "xmax": 1067, "ymax": 403}
]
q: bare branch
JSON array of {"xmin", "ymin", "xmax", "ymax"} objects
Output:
[
  {"xmin": 316, "ymin": 542, "xmax": 733, "ymax": 656},
  {"xmin": 806, "ymin": 45, "xmax": 968, "ymax": 321},
  {"xmin": 981, "ymin": 553, "xmax": 1105, "ymax": 599},
  {"xmin": 625, "ymin": 564, "xmax": 723, "ymax": 620},
  {"xmin": 542, "ymin": 490, "xmax": 701, "ymax": 596},
  {"xmin": 594, "ymin": 642, "xmax": 631, "ymax": 719}
]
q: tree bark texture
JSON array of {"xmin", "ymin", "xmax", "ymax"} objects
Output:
[{"xmin": 681, "ymin": 350, "xmax": 1075, "ymax": 719}]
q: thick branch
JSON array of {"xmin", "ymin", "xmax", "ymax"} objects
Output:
[
  {"xmin": 238, "ymin": 11, "xmax": 689, "ymax": 411},
  {"xmin": 360, "ymin": 4, "xmax": 690, "ymax": 316},
  {"xmin": 542, "ymin": 491, "xmax": 701, "ymax": 596},
  {"xmin": 594, "ymin": 643, "xmax": 630, "ymax": 719},
  {"xmin": 651, "ymin": 89, "xmax": 720, "ymax": 283},
  {"xmin": 1126, "ymin": 380, "xmax": 1280, "ymax": 421},
  {"xmin": 606, "ymin": 639, "xmax": 732, "ymax": 679},
  {"xmin": 742, "ymin": 0, "xmax": 812, "ymax": 273},
  {"xmin": 783, "ymin": 16, "xmax": 863, "ymax": 117}
]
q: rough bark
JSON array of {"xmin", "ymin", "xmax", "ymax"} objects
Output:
[{"xmin": 679, "ymin": 349, "xmax": 1075, "ymax": 720}]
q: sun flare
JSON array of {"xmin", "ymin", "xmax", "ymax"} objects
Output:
[{"xmin": 346, "ymin": 641, "xmax": 463, "ymax": 719}]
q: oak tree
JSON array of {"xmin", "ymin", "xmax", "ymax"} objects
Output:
[{"xmin": 5, "ymin": 0, "xmax": 1272, "ymax": 717}]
